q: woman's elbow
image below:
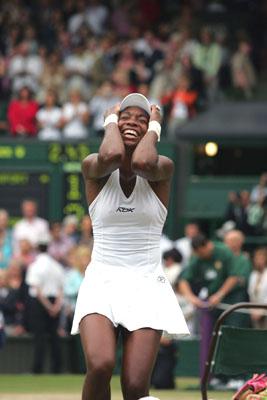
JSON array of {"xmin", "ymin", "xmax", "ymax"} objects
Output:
[{"xmin": 98, "ymin": 150, "xmax": 124, "ymax": 165}]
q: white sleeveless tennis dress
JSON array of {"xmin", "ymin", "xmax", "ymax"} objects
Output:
[{"xmin": 71, "ymin": 169, "xmax": 189, "ymax": 336}]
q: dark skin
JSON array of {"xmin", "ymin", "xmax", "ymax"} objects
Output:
[{"xmin": 80, "ymin": 102, "xmax": 174, "ymax": 400}]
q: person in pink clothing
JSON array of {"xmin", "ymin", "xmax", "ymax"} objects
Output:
[{"xmin": 7, "ymin": 85, "xmax": 39, "ymax": 137}]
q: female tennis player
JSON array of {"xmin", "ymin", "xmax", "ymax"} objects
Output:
[{"xmin": 71, "ymin": 93, "xmax": 189, "ymax": 400}]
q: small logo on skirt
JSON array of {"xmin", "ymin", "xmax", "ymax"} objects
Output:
[{"xmin": 157, "ymin": 276, "xmax": 166, "ymax": 283}]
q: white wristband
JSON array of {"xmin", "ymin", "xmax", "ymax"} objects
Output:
[
  {"xmin": 103, "ymin": 113, "xmax": 118, "ymax": 127},
  {"xmin": 148, "ymin": 120, "xmax": 161, "ymax": 142}
]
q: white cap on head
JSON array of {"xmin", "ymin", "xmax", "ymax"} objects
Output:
[{"xmin": 120, "ymin": 93, "xmax": 151, "ymax": 116}]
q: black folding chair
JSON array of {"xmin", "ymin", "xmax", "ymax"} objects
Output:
[{"xmin": 201, "ymin": 302, "xmax": 267, "ymax": 400}]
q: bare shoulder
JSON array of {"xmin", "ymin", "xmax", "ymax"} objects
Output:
[
  {"xmin": 82, "ymin": 153, "xmax": 110, "ymax": 204},
  {"xmin": 158, "ymin": 155, "xmax": 174, "ymax": 175}
]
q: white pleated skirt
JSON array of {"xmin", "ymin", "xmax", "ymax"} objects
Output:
[{"xmin": 71, "ymin": 260, "xmax": 190, "ymax": 337}]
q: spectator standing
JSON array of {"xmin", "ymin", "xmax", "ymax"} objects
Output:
[
  {"xmin": 250, "ymin": 173, "xmax": 267, "ymax": 204},
  {"xmin": 223, "ymin": 230, "xmax": 252, "ymax": 326},
  {"xmin": 7, "ymin": 85, "xmax": 39, "ymax": 137},
  {"xmin": 248, "ymin": 248, "xmax": 267, "ymax": 329},
  {"xmin": 13, "ymin": 199, "xmax": 50, "ymax": 253},
  {"xmin": 61, "ymin": 88, "xmax": 89, "ymax": 140},
  {"xmin": 178, "ymin": 234, "xmax": 242, "ymax": 379},
  {"xmin": 231, "ymin": 39, "xmax": 257, "ymax": 99},
  {"xmin": 0, "ymin": 210, "xmax": 13, "ymax": 270},
  {"xmin": 26, "ymin": 236, "xmax": 65, "ymax": 374},
  {"xmin": 192, "ymin": 27, "xmax": 222, "ymax": 102},
  {"xmin": 174, "ymin": 222, "xmax": 200, "ymax": 269},
  {"xmin": 37, "ymin": 89, "xmax": 62, "ymax": 141}
]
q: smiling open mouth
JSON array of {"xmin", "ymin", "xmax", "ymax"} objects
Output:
[{"xmin": 123, "ymin": 129, "xmax": 138, "ymax": 138}]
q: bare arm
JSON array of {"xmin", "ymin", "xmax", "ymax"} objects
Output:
[
  {"xmin": 82, "ymin": 104, "xmax": 125, "ymax": 180},
  {"xmin": 208, "ymin": 276, "xmax": 239, "ymax": 307},
  {"xmin": 179, "ymin": 280, "xmax": 207, "ymax": 308},
  {"xmin": 131, "ymin": 105, "xmax": 174, "ymax": 182}
]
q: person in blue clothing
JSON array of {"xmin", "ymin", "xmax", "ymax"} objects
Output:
[{"xmin": 0, "ymin": 210, "xmax": 13, "ymax": 270}]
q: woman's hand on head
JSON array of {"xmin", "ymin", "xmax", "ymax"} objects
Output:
[
  {"xmin": 150, "ymin": 104, "xmax": 162, "ymax": 124},
  {"xmin": 104, "ymin": 103, "xmax": 120, "ymax": 120}
]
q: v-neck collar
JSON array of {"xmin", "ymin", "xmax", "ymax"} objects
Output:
[{"xmin": 116, "ymin": 169, "xmax": 138, "ymax": 200}]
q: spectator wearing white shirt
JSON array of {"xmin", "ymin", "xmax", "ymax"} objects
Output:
[
  {"xmin": 26, "ymin": 235, "xmax": 65, "ymax": 373},
  {"xmin": 13, "ymin": 199, "xmax": 49, "ymax": 253},
  {"xmin": 174, "ymin": 222, "xmax": 200, "ymax": 269},
  {"xmin": 248, "ymin": 247, "xmax": 267, "ymax": 329},
  {"xmin": 89, "ymin": 80, "xmax": 120, "ymax": 137},
  {"xmin": 37, "ymin": 89, "xmax": 62, "ymax": 141},
  {"xmin": 61, "ymin": 88, "xmax": 89, "ymax": 140}
]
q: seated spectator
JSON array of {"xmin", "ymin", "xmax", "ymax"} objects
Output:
[
  {"xmin": 63, "ymin": 40, "xmax": 93, "ymax": 101},
  {"xmin": 48, "ymin": 221, "xmax": 75, "ymax": 266},
  {"xmin": 231, "ymin": 38, "xmax": 257, "ymax": 99},
  {"xmin": 60, "ymin": 88, "xmax": 89, "ymax": 140},
  {"xmin": 78, "ymin": 215, "xmax": 93, "ymax": 249},
  {"xmin": 37, "ymin": 89, "xmax": 62, "ymax": 141},
  {"xmin": 0, "ymin": 55, "xmax": 10, "ymax": 136},
  {"xmin": 0, "ymin": 263, "xmax": 25, "ymax": 336},
  {"xmin": 0, "ymin": 209, "xmax": 13, "ymax": 270},
  {"xmin": 38, "ymin": 51, "xmax": 65, "ymax": 104},
  {"xmin": 161, "ymin": 73, "xmax": 198, "ymax": 138},
  {"xmin": 13, "ymin": 199, "xmax": 50, "ymax": 253},
  {"xmin": 7, "ymin": 85, "xmax": 39, "ymax": 137},
  {"xmin": 62, "ymin": 215, "xmax": 80, "ymax": 244},
  {"xmin": 8, "ymin": 41, "xmax": 42, "ymax": 94},
  {"xmin": 88, "ymin": 80, "xmax": 120, "ymax": 137},
  {"xmin": 13, "ymin": 239, "xmax": 37, "ymax": 271},
  {"xmin": 248, "ymin": 247, "xmax": 267, "ymax": 329},
  {"xmin": 162, "ymin": 248, "xmax": 183, "ymax": 287}
]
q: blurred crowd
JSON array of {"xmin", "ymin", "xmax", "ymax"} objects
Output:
[
  {"xmin": 222, "ymin": 172, "xmax": 267, "ymax": 237},
  {"xmin": 0, "ymin": 0, "xmax": 266, "ymax": 140}
]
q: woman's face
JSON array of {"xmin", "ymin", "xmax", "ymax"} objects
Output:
[{"xmin": 118, "ymin": 106, "xmax": 149, "ymax": 148}]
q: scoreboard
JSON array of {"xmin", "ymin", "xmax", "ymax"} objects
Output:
[{"xmin": 0, "ymin": 140, "xmax": 178, "ymax": 236}]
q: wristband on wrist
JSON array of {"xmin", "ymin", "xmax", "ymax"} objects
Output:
[
  {"xmin": 103, "ymin": 113, "xmax": 118, "ymax": 127},
  {"xmin": 148, "ymin": 120, "xmax": 161, "ymax": 142}
]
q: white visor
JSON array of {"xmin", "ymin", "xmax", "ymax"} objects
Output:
[{"xmin": 120, "ymin": 93, "xmax": 151, "ymax": 116}]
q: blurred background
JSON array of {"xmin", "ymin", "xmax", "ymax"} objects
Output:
[{"xmin": 0, "ymin": 0, "xmax": 267, "ymax": 386}]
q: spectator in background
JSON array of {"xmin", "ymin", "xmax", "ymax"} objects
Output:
[
  {"xmin": 37, "ymin": 89, "xmax": 62, "ymax": 141},
  {"xmin": 7, "ymin": 85, "xmax": 39, "ymax": 138},
  {"xmin": 63, "ymin": 40, "xmax": 93, "ymax": 101},
  {"xmin": 79, "ymin": 215, "xmax": 93, "ymax": 249},
  {"xmin": 250, "ymin": 173, "xmax": 267, "ymax": 204},
  {"xmin": 26, "ymin": 235, "xmax": 65, "ymax": 374},
  {"xmin": 178, "ymin": 233, "xmax": 242, "ymax": 379},
  {"xmin": 13, "ymin": 199, "xmax": 50, "ymax": 252},
  {"xmin": 8, "ymin": 41, "xmax": 43, "ymax": 94},
  {"xmin": 48, "ymin": 221, "xmax": 75, "ymax": 266},
  {"xmin": 162, "ymin": 73, "xmax": 198, "ymax": 138},
  {"xmin": 85, "ymin": 0, "xmax": 109, "ymax": 36},
  {"xmin": 38, "ymin": 51, "xmax": 65, "ymax": 104},
  {"xmin": 174, "ymin": 222, "xmax": 200, "ymax": 269},
  {"xmin": 0, "ymin": 55, "xmax": 10, "ymax": 136},
  {"xmin": 62, "ymin": 215, "xmax": 80, "ymax": 244},
  {"xmin": 224, "ymin": 190, "xmax": 253, "ymax": 235},
  {"xmin": 231, "ymin": 38, "xmax": 257, "ymax": 99},
  {"xmin": 0, "ymin": 210, "xmax": 13, "ymax": 270},
  {"xmin": 13, "ymin": 239, "xmax": 37, "ymax": 271},
  {"xmin": 61, "ymin": 88, "xmax": 89, "ymax": 140},
  {"xmin": 248, "ymin": 247, "xmax": 267, "ymax": 329},
  {"xmin": 192, "ymin": 26, "xmax": 222, "ymax": 102},
  {"xmin": 88, "ymin": 80, "xmax": 120, "ymax": 137},
  {"xmin": 162, "ymin": 248, "xmax": 183, "ymax": 287},
  {"xmin": 223, "ymin": 230, "xmax": 252, "ymax": 327}
]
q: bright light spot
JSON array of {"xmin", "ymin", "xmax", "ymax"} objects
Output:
[{"xmin": 205, "ymin": 142, "xmax": 218, "ymax": 157}]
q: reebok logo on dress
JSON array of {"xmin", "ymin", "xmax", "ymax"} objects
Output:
[{"xmin": 116, "ymin": 207, "xmax": 135, "ymax": 213}]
